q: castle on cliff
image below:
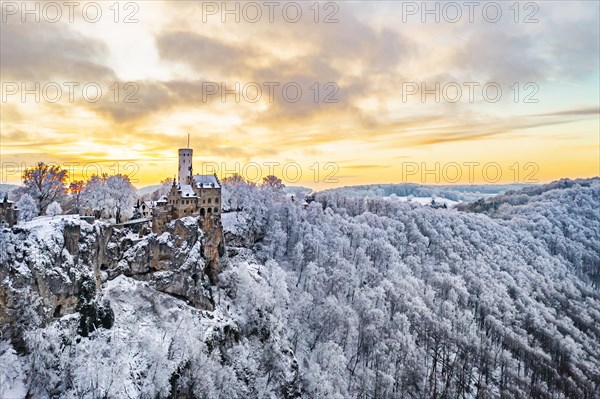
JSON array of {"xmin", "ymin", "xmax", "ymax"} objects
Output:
[{"xmin": 151, "ymin": 146, "xmax": 221, "ymax": 233}]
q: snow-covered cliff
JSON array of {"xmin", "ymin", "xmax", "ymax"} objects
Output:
[{"xmin": 0, "ymin": 216, "xmax": 224, "ymax": 346}]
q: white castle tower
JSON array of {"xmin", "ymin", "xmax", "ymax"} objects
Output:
[{"xmin": 178, "ymin": 134, "xmax": 193, "ymax": 186}]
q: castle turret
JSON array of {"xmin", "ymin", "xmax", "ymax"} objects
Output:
[{"xmin": 178, "ymin": 148, "xmax": 193, "ymax": 186}]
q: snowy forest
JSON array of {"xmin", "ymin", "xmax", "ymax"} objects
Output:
[{"xmin": 1, "ymin": 177, "xmax": 599, "ymax": 398}]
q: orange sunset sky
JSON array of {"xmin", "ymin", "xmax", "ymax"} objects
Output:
[{"xmin": 1, "ymin": 1, "xmax": 599, "ymax": 188}]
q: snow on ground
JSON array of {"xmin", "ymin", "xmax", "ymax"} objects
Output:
[
  {"xmin": 5, "ymin": 216, "xmax": 99, "ymax": 277},
  {"xmin": 104, "ymin": 275, "xmax": 230, "ymax": 343},
  {"xmin": 17, "ymin": 215, "xmax": 99, "ymax": 244},
  {"xmin": 19, "ymin": 214, "xmax": 84, "ymax": 226}
]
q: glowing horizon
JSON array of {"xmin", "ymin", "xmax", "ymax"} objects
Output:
[{"xmin": 1, "ymin": 1, "xmax": 599, "ymax": 189}]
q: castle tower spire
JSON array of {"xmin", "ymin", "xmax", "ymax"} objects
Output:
[{"xmin": 178, "ymin": 135, "xmax": 193, "ymax": 186}]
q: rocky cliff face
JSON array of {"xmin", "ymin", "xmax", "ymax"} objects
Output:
[{"xmin": 0, "ymin": 215, "xmax": 224, "ymax": 347}]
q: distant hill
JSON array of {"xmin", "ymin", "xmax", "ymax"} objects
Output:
[
  {"xmin": 283, "ymin": 185, "xmax": 313, "ymax": 196},
  {"xmin": 0, "ymin": 184, "xmax": 20, "ymax": 200},
  {"xmin": 317, "ymin": 182, "xmax": 534, "ymax": 202},
  {"xmin": 460, "ymin": 177, "xmax": 600, "ymax": 213},
  {"xmin": 136, "ymin": 185, "xmax": 161, "ymax": 197},
  {"xmin": 0, "ymin": 183, "xmax": 20, "ymax": 193}
]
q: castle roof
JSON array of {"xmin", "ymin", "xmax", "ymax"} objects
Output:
[
  {"xmin": 179, "ymin": 184, "xmax": 197, "ymax": 197},
  {"xmin": 143, "ymin": 200, "xmax": 158, "ymax": 208},
  {"xmin": 193, "ymin": 174, "xmax": 220, "ymax": 189}
]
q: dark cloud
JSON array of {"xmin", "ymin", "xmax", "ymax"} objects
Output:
[
  {"xmin": 150, "ymin": 5, "xmax": 415, "ymax": 125},
  {"xmin": 156, "ymin": 31, "xmax": 252, "ymax": 76},
  {"xmin": 84, "ymin": 80, "xmax": 174, "ymax": 123},
  {"xmin": 0, "ymin": 18, "xmax": 115, "ymax": 81}
]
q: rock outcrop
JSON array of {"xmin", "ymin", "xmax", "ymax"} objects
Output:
[
  {"xmin": 0, "ymin": 215, "xmax": 225, "ymax": 347},
  {"xmin": 117, "ymin": 217, "xmax": 220, "ymax": 310}
]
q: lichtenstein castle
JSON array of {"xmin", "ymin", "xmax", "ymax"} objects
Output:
[{"xmin": 152, "ymin": 145, "xmax": 221, "ymax": 233}]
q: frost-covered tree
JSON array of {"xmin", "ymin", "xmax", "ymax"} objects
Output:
[
  {"xmin": 263, "ymin": 220, "xmax": 287, "ymax": 259},
  {"xmin": 221, "ymin": 177, "xmax": 600, "ymax": 399},
  {"xmin": 0, "ymin": 341, "xmax": 26, "ymax": 398},
  {"xmin": 262, "ymin": 175, "xmax": 285, "ymax": 190},
  {"xmin": 222, "ymin": 174, "xmax": 257, "ymax": 212},
  {"xmin": 105, "ymin": 175, "xmax": 137, "ymax": 223},
  {"xmin": 81, "ymin": 174, "xmax": 137, "ymax": 222},
  {"xmin": 21, "ymin": 162, "xmax": 68, "ymax": 215},
  {"xmin": 150, "ymin": 177, "xmax": 173, "ymax": 201},
  {"xmin": 16, "ymin": 194, "xmax": 38, "ymax": 221},
  {"xmin": 81, "ymin": 174, "xmax": 110, "ymax": 218},
  {"xmin": 45, "ymin": 201, "xmax": 62, "ymax": 217},
  {"xmin": 67, "ymin": 180, "xmax": 85, "ymax": 214}
]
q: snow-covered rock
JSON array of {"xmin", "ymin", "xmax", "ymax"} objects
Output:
[{"xmin": 0, "ymin": 215, "xmax": 224, "ymax": 347}]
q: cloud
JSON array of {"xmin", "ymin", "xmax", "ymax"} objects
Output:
[
  {"xmin": 450, "ymin": 30, "xmax": 548, "ymax": 85},
  {"xmin": 0, "ymin": 18, "xmax": 115, "ymax": 81},
  {"xmin": 1, "ymin": 128, "xmax": 30, "ymax": 142},
  {"xmin": 83, "ymin": 80, "xmax": 175, "ymax": 123},
  {"xmin": 532, "ymin": 107, "xmax": 600, "ymax": 117},
  {"xmin": 378, "ymin": 115, "xmax": 579, "ymax": 148},
  {"xmin": 149, "ymin": 5, "xmax": 414, "ymax": 125},
  {"xmin": 156, "ymin": 31, "xmax": 252, "ymax": 76}
]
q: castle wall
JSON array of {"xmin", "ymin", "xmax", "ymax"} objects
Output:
[
  {"xmin": 198, "ymin": 188, "xmax": 221, "ymax": 215},
  {"xmin": 173, "ymin": 197, "xmax": 198, "ymax": 218}
]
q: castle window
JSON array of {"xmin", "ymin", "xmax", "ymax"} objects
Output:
[
  {"xmin": 208, "ymin": 198, "xmax": 212, "ymax": 204},
  {"xmin": 200, "ymin": 208, "xmax": 205, "ymax": 216},
  {"xmin": 207, "ymin": 208, "xmax": 212, "ymax": 214},
  {"xmin": 214, "ymin": 207, "xmax": 218, "ymax": 213},
  {"xmin": 215, "ymin": 198, "xmax": 219, "ymax": 204}
]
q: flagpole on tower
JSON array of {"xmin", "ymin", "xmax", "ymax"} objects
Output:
[{"xmin": 187, "ymin": 133, "xmax": 190, "ymax": 148}]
